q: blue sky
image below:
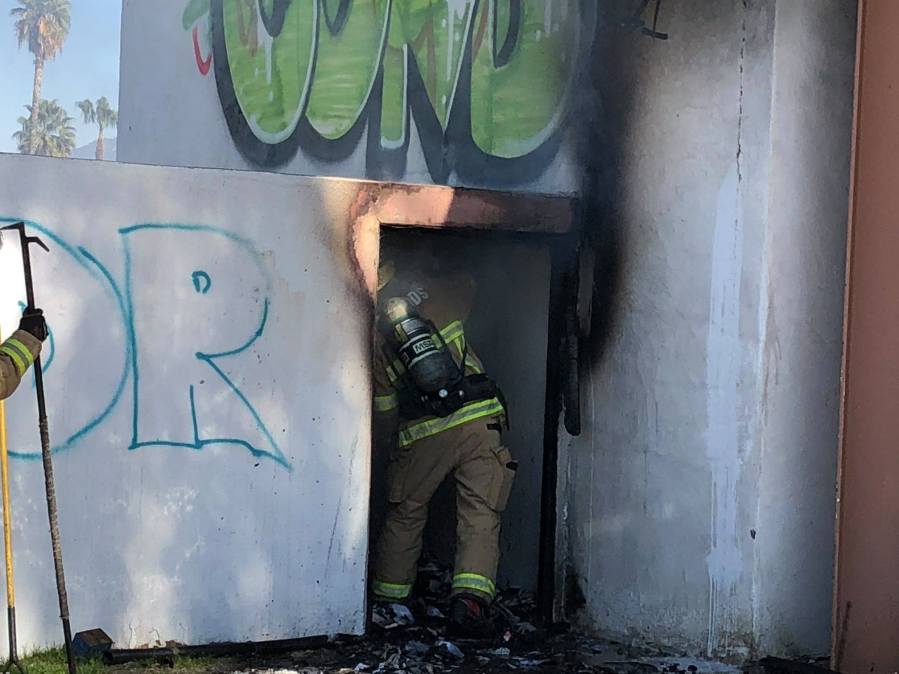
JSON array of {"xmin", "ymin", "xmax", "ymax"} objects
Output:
[{"xmin": 0, "ymin": 0, "xmax": 121, "ymax": 153}]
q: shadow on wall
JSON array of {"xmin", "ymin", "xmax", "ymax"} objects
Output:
[
  {"xmin": 561, "ymin": 0, "xmax": 666, "ymax": 615},
  {"xmin": 578, "ymin": 0, "xmax": 645, "ymax": 367}
]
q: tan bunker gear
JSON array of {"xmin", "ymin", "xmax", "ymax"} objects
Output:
[
  {"xmin": 0, "ymin": 330, "xmax": 41, "ymax": 400},
  {"xmin": 372, "ymin": 269, "xmax": 515, "ymax": 604}
]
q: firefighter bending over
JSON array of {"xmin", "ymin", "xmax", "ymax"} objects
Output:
[
  {"xmin": 0, "ymin": 309, "xmax": 48, "ymax": 400},
  {"xmin": 371, "ymin": 255, "xmax": 516, "ymax": 635}
]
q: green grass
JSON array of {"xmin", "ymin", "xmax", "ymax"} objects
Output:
[
  {"xmin": 17, "ymin": 648, "xmax": 221, "ymax": 674},
  {"xmin": 19, "ymin": 649, "xmax": 105, "ymax": 674}
]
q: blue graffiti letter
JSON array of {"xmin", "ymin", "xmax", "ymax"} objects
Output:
[{"xmin": 123, "ymin": 224, "xmax": 288, "ymax": 469}]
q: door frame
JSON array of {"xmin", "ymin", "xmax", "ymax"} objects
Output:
[{"xmin": 350, "ymin": 180, "xmax": 578, "ymax": 620}]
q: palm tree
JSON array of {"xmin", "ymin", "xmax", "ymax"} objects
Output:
[
  {"xmin": 10, "ymin": 0, "xmax": 71, "ymax": 154},
  {"xmin": 77, "ymin": 96, "xmax": 117, "ymax": 160},
  {"xmin": 13, "ymin": 99, "xmax": 75, "ymax": 157}
]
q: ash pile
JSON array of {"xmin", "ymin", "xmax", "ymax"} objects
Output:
[{"xmin": 300, "ymin": 557, "xmax": 652, "ymax": 674}]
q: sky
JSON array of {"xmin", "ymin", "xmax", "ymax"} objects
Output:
[{"xmin": 0, "ymin": 0, "xmax": 121, "ymax": 153}]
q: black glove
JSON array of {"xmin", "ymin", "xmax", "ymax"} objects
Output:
[{"xmin": 18, "ymin": 308, "xmax": 48, "ymax": 342}]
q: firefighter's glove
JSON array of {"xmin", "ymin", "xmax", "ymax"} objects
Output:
[{"xmin": 19, "ymin": 308, "xmax": 48, "ymax": 342}]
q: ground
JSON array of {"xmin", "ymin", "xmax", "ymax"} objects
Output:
[
  {"xmin": 18, "ymin": 592, "xmax": 745, "ymax": 674},
  {"xmin": 14, "ymin": 562, "xmax": 801, "ymax": 674}
]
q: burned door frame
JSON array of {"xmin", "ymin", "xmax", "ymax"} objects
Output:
[{"xmin": 348, "ymin": 181, "xmax": 579, "ymax": 621}]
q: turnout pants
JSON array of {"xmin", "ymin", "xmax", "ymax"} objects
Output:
[{"xmin": 372, "ymin": 417, "xmax": 516, "ymax": 603}]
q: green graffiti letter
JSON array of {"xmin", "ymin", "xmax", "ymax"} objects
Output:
[
  {"xmin": 380, "ymin": 7, "xmax": 407, "ymax": 149},
  {"xmin": 306, "ymin": 0, "xmax": 391, "ymax": 139},
  {"xmin": 183, "ymin": 0, "xmax": 210, "ymax": 30},
  {"xmin": 222, "ymin": 0, "xmax": 317, "ymax": 143},
  {"xmin": 471, "ymin": 0, "xmax": 582, "ymax": 158},
  {"xmin": 382, "ymin": 0, "xmax": 475, "ymax": 137}
]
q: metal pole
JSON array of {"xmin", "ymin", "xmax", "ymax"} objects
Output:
[
  {"xmin": 1, "ymin": 223, "xmax": 76, "ymax": 674},
  {"xmin": 0, "ymin": 328, "xmax": 23, "ymax": 674}
]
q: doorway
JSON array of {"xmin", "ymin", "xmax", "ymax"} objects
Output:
[{"xmin": 369, "ymin": 226, "xmax": 554, "ymax": 599}]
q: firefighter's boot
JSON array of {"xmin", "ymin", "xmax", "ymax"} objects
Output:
[{"xmin": 448, "ymin": 593, "xmax": 492, "ymax": 638}]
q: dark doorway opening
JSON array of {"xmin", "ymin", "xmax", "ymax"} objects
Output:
[{"xmin": 368, "ymin": 224, "xmax": 575, "ymax": 621}]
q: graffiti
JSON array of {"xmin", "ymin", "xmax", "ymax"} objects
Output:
[
  {"xmin": 123, "ymin": 224, "xmax": 288, "ymax": 469},
  {"xmin": 1, "ymin": 217, "xmax": 131, "ymax": 461},
  {"xmin": 1, "ymin": 218, "xmax": 289, "ymax": 470},
  {"xmin": 192, "ymin": 270, "xmax": 213, "ymax": 293},
  {"xmin": 185, "ymin": 0, "xmax": 214, "ymax": 75},
  {"xmin": 181, "ymin": 0, "xmax": 595, "ymax": 183}
]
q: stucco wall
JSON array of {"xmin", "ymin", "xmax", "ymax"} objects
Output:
[
  {"xmin": 753, "ymin": 0, "xmax": 855, "ymax": 655},
  {"xmin": 567, "ymin": 0, "xmax": 854, "ymax": 659},
  {"xmin": 117, "ymin": 0, "xmax": 598, "ymax": 194},
  {"xmin": 0, "ymin": 153, "xmax": 374, "ymax": 652}
]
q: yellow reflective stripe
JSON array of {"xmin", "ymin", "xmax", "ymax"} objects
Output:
[
  {"xmin": 441, "ymin": 323, "xmax": 484, "ymax": 374},
  {"xmin": 398, "ymin": 398, "xmax": 505, "ymax": 448},
  {"xmin": 439, "ymin": 320, "xmax": 464, "ymax": 344},
  {"xmin": 5, "ymin": 339, "xmax": 34, "ymax": 367},
  {"xmin": 465, "ymin": 351, "xmax": 483, "ymax": 375},
  {"xmin": 374, "ymin": 393, "xmax": 399, "ymax": 412},
  {"xmin": 1, "ymin": 339, "xmax": 30, "ymax": 366},
  {"xmin": 372, "ymin": 580, "xmax": 412, "ymax": 600},
  {"xmin": 0, "ymin": 344, "xmax": 27, "ymax": 377},
  {"xmin": 452, "ymin": 573, "xmax": 496, "ymax": 598}
]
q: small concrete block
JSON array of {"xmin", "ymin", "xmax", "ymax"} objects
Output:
[{"xmin": 72, "ymin": 628, "xmax": 113, "ymax": 658}]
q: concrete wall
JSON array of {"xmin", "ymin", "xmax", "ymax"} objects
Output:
[
  {"xmin": 754, "ymin": 1, "xmax": 856, "ymax": 655},
  {"xmin": 567, "ymin": 0, "xmax": 855, "ymax": 659},
  {"xmin": 117, "ymin": 0, "xmax": 598, "ymax": 194},
  {"xmin": 0, "ymin": 153, "xmax": 374, "ymax": 652}
]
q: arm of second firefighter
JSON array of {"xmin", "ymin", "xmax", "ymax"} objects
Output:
[{"xmin": 0, "ymin": 329, "xmax": 41, "ymax": 401}]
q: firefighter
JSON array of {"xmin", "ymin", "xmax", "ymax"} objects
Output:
[
  {"xmin": 371, "ymin": 252, "xmax": 516, "ymax": 635},
  {"xmin": 0, "ymin": 309, "xmax": 47, "ymax": 400}
]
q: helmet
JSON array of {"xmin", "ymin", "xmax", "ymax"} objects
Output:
[{"xmin": 378, "ymin": 260, "xmax": 395, "ymax": 292}]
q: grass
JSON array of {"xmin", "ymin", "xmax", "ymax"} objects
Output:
[
  {"xmin": 17, "ymin": 648, "xmax": 223, "ymax": 674},
  {"xmin": 18, "ymin": 649, "xmax": 105, "ymax": 674}
]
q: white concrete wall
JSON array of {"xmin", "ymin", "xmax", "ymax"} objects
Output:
[
  {"xmin": 753, "ymin": 0, "xmax": 856, "ymax": 655},
  {"xmin": 117, "ymin": 0, "xmax": 597, "ymax": 194},
  {"xmin": 567, "ymin": 0, "xmax": 854, "ymax": 659},
  {"xmin": 0, "ymin": 153, "xmax": 374, "ymax": 652}
]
